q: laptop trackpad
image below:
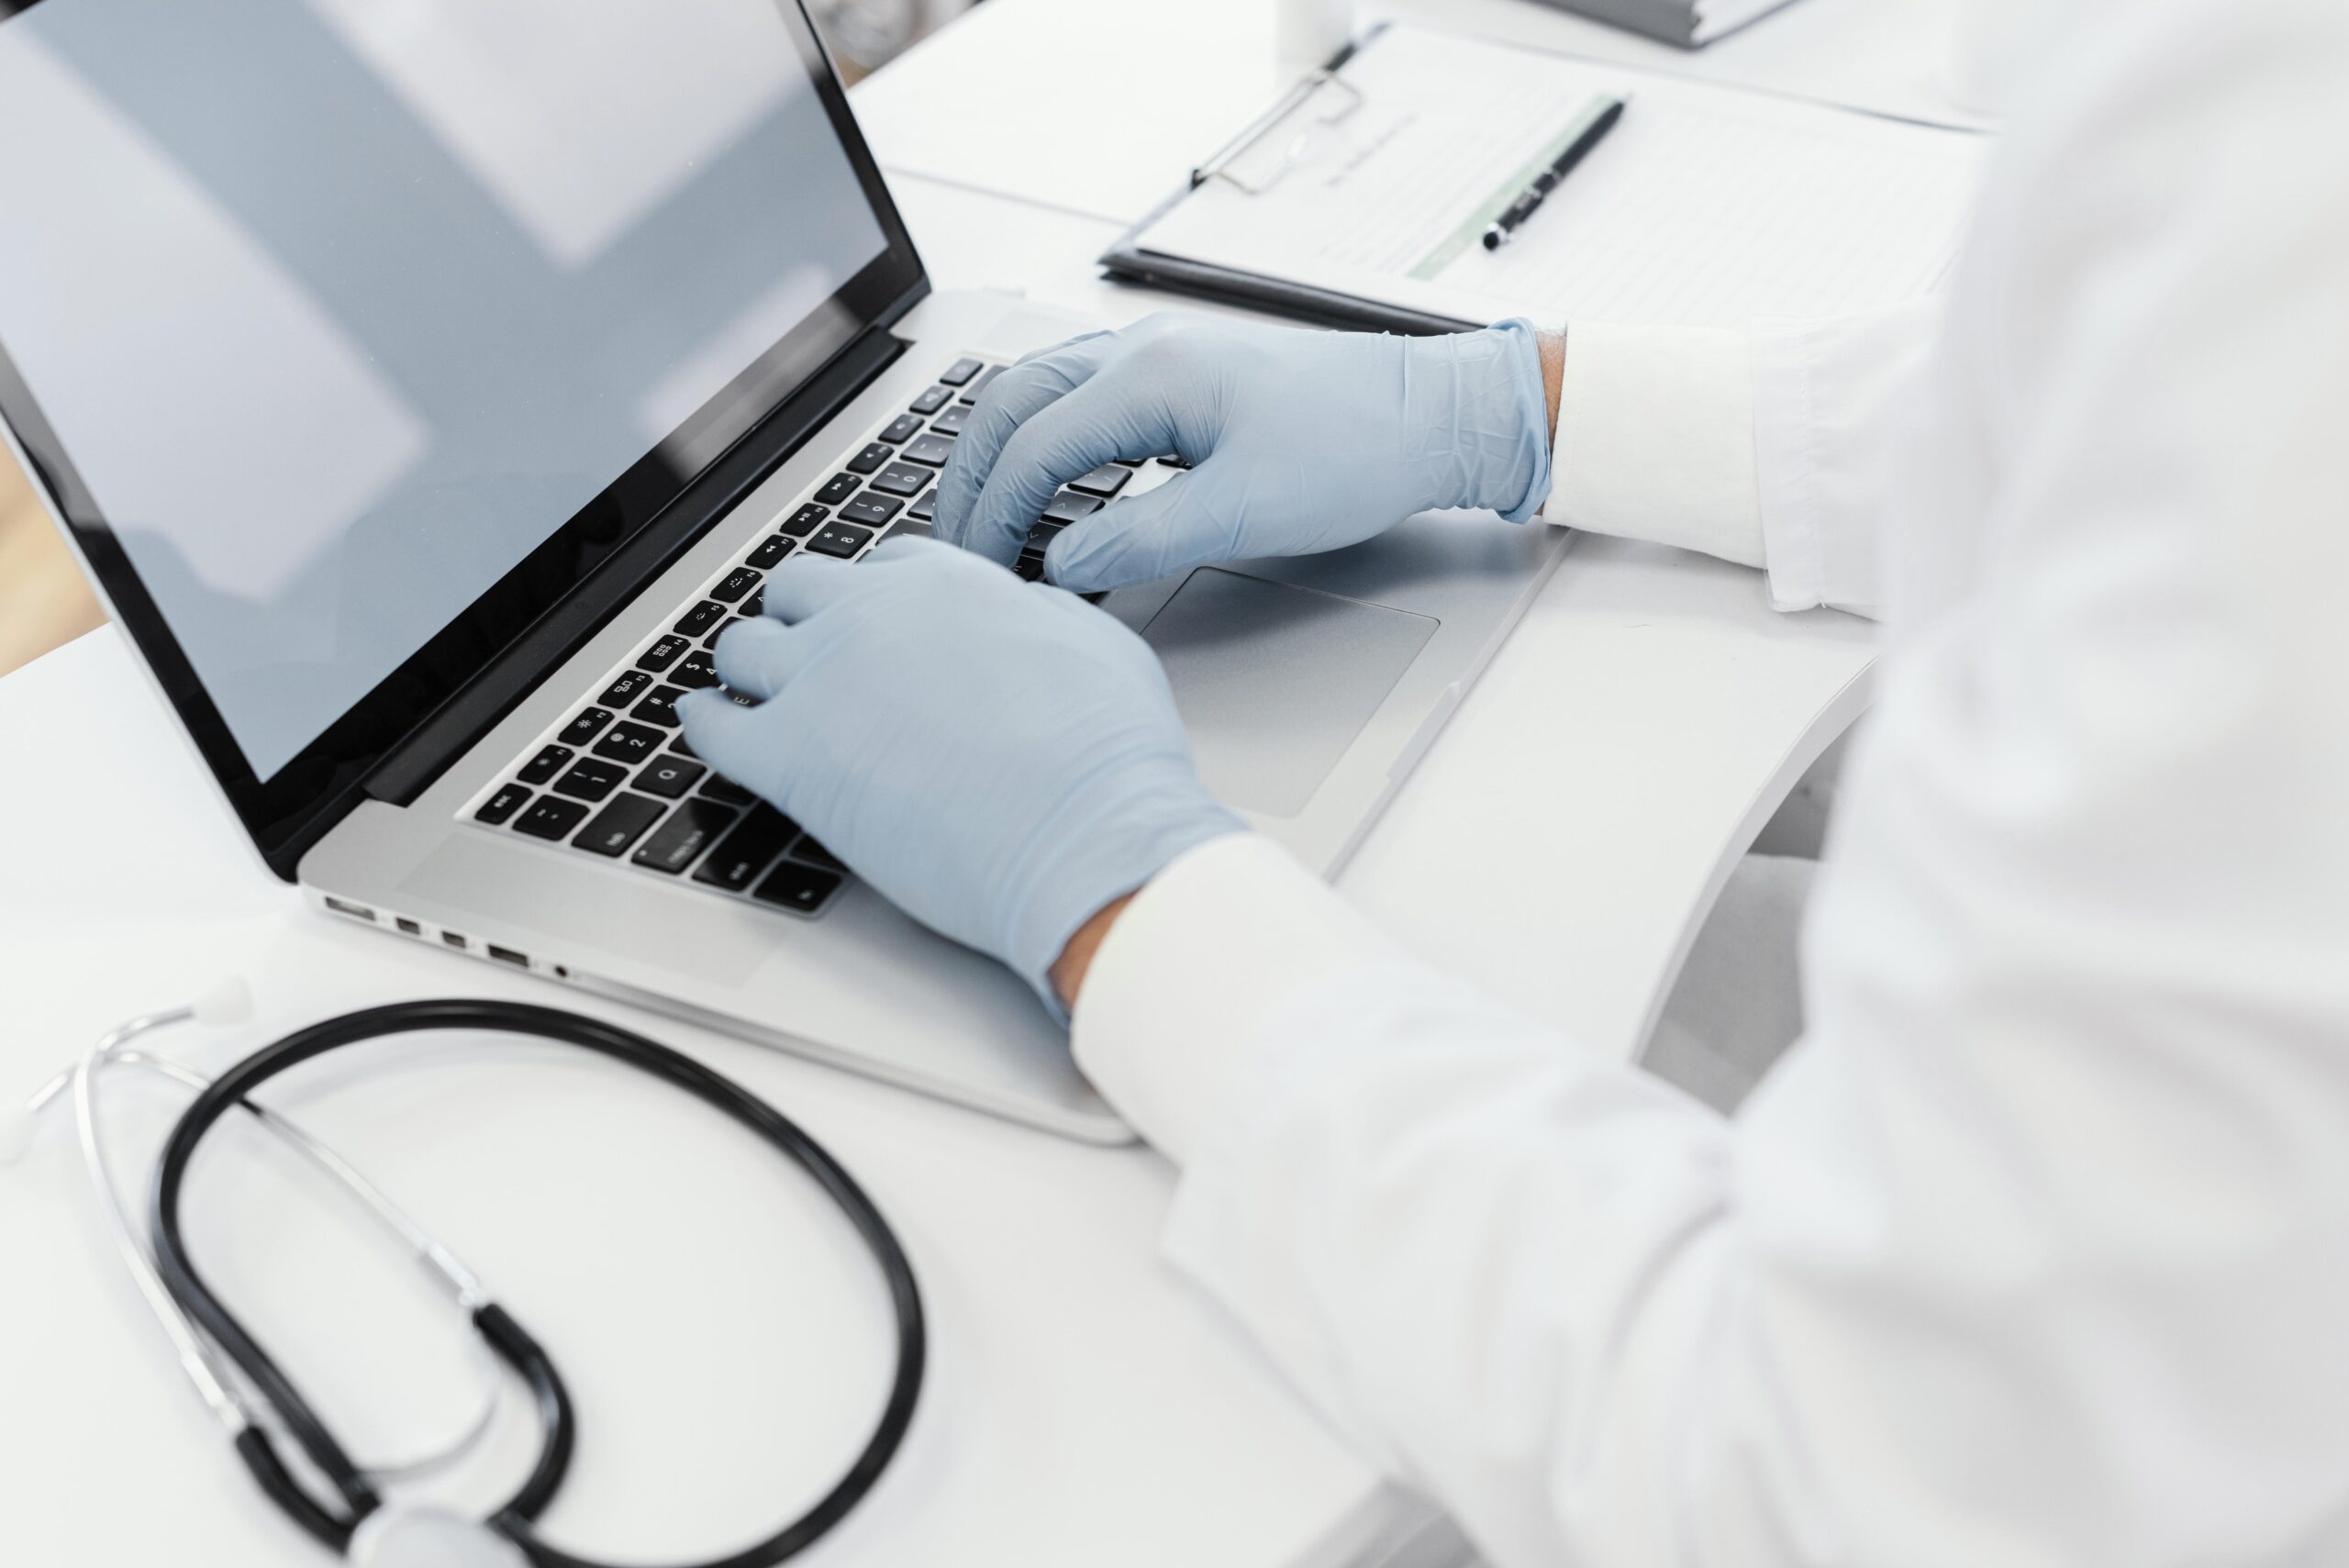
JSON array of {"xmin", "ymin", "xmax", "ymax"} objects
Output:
[{"xmin": 1141, "ymin": 569, "xmax": 1436, "ymax": 818}]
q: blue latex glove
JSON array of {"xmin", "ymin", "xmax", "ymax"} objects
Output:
[
  {"xmin": 932, "ymin": 313, "xmax": 1553, "ymax": 593},
  {"xmin": 677, "ymin": 539, "xmax": 1245, "ymax": 1007}
]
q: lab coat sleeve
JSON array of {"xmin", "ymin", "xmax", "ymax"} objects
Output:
[
  {"xmin": 1075, "ymin": 2, "xmax": 2349, "ymax": 1562},
  {"xmin": 1548, "ymin": 305, "xmax": 1939, "ymax": 621}
]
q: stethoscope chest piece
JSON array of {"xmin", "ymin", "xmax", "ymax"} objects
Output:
[{"xmin": 350, "ymin": 1506, "xmax": 529, "ymax": 1568}]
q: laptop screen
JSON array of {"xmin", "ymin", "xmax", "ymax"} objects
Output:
[{"xmin": 0, "ymin": 0, "xmax": 914, "ymax": 821}]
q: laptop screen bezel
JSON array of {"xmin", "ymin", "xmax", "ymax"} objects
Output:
[{"xmin": 0, "ymin": 0, "xmax": 927, "ymax": 873}]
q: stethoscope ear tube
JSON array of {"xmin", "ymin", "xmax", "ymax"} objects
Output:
[{"xmin": 146, "ymin": 999, "xmax": 926, "ymax": 1568}]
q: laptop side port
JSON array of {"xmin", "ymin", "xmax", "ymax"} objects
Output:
[
  {"xmin": 441, "ymin": 930, "xmax": 469, "ymax": 951},
  {"xmin": 486, "ymin": 945, "xmax": 529, "ymax": 969},
  {"xmin": 323, "ymin": 896, "xmax": 376, "ymax": 921},
  {"xmin": 395, "ymin": 917, "xmax": 422, "ymax": 937}
]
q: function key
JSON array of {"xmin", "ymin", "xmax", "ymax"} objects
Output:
[
  {"xmin": 711, "ymin": 566, "xmax": 762, "ymax": 603},
  {"xmin": 599, "ymin": 669, "xmax": 653, "ymax": 707},
  {"xmin": 930, "ymin": 404, "xmax": 972, "ymax": 437},
  {"xmin": 1067, "ymin": 463, "xmax": 1131, "ymax": 498},
  {"xmin": 909, "ymin": 384, "xmax": 953, "ymax": 416},
  {"xmin": 674, "ymin": 599, "xmax": 727, "ymax": 638},
  {"xmin": 781, "ymin": 504, "xmax": 829, "ymax": 537},
  {"xmin": 636, "ymin": 754, "xmax": 706, "ymax": 799},
  {"xmin": 633, "ymin": 684, "xmax": 685, "ymax": 728},
  {"xmin": 703, "ymin": 616, "xmax": 755, "ymax": 651},
  {"xmin": 742, "ymin": 586, "xmax": 765, "ymax": 617},
  {"xmin": 840, "ymin": 494, "xmax": 902, "ymax": 528},
  {"xmin": 637, "ymin": 635, "xmax": 690, "ymax": 673},
  {"xmin": 958, "ymin": 365, "xmax": 1006, "ymax": 404},
  {"xmin": 517, "ymin": 743, "xmax": 573, "ymax": 786},
  {"xmin": 474, "ymin": 783, "xmax": 532, "ymax": 826},
  {"xmin": 846, "ymin": 441, "xmax": 892, "ymax": 475},
  {"xmin": 573, "ymin": 794, "xmax": 666, "ymax": 858},
  {"xmin": 908, "ymin": 489, "xmax": 938, "ymax": 523},
  {"xmin": 551, "ymin": 757, "xmax": 628, "ymax": 802},
  {"xmin": 807, "ymin": 521, "xmax": 875, "ymax": 559},
  {"xmin": 632, "ymin": 798, "xmax": 739, "ymax": 875},
  {"xmin": 903, "ymin": 434, "xmax": 954, "ymax": 467},
  {"xmin": 937, "ymin": 357, "xmax": 983, "ymax": 386},
  {"xmin": 753, "ymin": 860, "xmax": 844, "ymax": 915},
  {"xmin": 746, "ymin": 534, "xmax": 794, "ymax": 569},
  {"xmin": 559, "ymin": 707, "xmax": 615, "ymax": 747},
  {"xmin": 700, "ymin": 774, "xmax": 757, "ymax": 807},
  {"xmin": 879, "ymin": 414, "xmax": 925, "ymax": 444},
  {"xmin": 1042, "ymin": 490, "xmax": 1104, "ymax": 525},
  {"xmin": 592, "ymin": 721, "xmax": 664, "ymax": 765},
  {"xmin": 693, "ymin": 803, "xmax": 800, "ymax": 892},
  {"xmin": 514, "ymin": 795, "xmax": 590, "ymax": 840},
  {"xmin": 868, "ymin": 462, "xmax": 931, "ymax": 498},
  {"xmin": 814, "ymin": 473, "xmax": 861, "ymax": 506},
  {"xmin": 670, "ymin": 651, "xmax": 718, "ymax": 690}
]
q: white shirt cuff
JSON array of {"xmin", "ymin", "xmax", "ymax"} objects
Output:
[
  {"xmin": 1545, "ymin": 320, "xmax": 1767, "ymax": 570},
  {"xmin": 1070, "ymin": 833, "xmax": 1397, "ymax": 1164}
]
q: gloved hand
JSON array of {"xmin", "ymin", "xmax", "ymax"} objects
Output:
[
  {"xmin": 932, "ymin": 313, "xmax": 1553, "ymax": 594},
  {"xmin": 677, "ymin": 539, "xmax": 1246, "ymax": 1008}
]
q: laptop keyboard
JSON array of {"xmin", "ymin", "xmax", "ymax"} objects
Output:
[{"xmin": 460, "ymin": 353, "xmax": 1154, "ymax": 919}]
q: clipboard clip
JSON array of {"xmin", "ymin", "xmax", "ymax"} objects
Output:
[{"xmin": 1190, "ymin": 68, "xmax": 1365, "ymax": 196}]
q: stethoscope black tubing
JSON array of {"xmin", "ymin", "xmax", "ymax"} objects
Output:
[{"xmin": 147, "ymin": 999, "xmax": 927, "ymax": 1568}]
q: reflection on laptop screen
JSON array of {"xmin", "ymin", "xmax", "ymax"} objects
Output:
[{"xmin": 0, "ymin": 0, "xmax": 889, "ymax": 779}]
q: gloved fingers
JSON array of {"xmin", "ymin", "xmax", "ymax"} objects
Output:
[
  {"xmin": 1044, "ymin": 468, "xmax": 1231, "ymax": 593},
  {"xmin": 675, "ymin": 690, "xmax": 776, "ymax": 803},
  {"xmin": 710, "ymin": 616, "xmax": 809, "ymax": 701},
  {"xmin": 933, "ymin": 336, "xmax": 1112, "ymax": 556},
  {"xmin": 965, "ymin": 378, "xmax": 1178, "ymax": 568},
  {"xmin": 758, "ymin": 550, "xmax": 864, "ymax": 625}
]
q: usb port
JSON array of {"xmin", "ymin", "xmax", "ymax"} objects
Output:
[
  {"xmin": 324, "ymin": 896, "xmax": 375, "ymax": 921},
  {"xmin": 486, "ymin": 945, "xmax": 529, "ymax": 969}
]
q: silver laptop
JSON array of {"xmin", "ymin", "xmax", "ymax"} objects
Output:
[{"xmin": 0, "ymin": 0, "xmax": 1562, "ymax": 1142}]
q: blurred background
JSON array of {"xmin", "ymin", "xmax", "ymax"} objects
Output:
[{"xmin": 0, "ymin": 0, "xmax": 980, "ymax": 680}]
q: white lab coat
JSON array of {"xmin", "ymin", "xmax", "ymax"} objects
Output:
[{"xmin": 1069, "ymin": 0, "xmax": 2349, "ymax": 1562}]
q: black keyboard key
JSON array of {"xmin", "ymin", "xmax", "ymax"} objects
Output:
[
  {"xmin": 1157, "ymin": 453, "xmax": 1192, "ymax": 470},
  {"xmin": 1067, "ymin": 463, "xmax": 1131, "ymax": 497},
  {"xmin": 1024, "ymin": 520, "xmax": 1062, "ymax": 553},
  {"xmin": 754, "ymin": 860, "xmax": 844, "ymax": 914},
  {"xmin": 674, "ymin": 600, "xmax": 727, "ymax": 638},
  {"xmin": 711, "ymin": 566, "xmax": 761, "ymax": 603},
  {"xmin": 958, "ymin": 364, "xmax": 1006, "ymax": 404},
  {"xmin": 592, "ymin": 721, "xmax": 664, "ymax": 764},
  {"xmin": 475, "ymin": 783, "xmax": 532, "ymax": 826},
  {"xmin": 903, "ymin": 433, "xmax": 955, "ymax": 467},
  {"xmin": 808, "ymin": 521, "xmax": 875, "ymax": 558},
  {"xmin": 552, "ymin": 758, "xmax": 628, "ymax": 802},
  {"xmin": 879, "ymin": 413, "xmax": 925, "ymax": 444},
  {"xmin": 908, "ymin": 488, "xmax": 938, "ymax": 522},
  {"xmin": 633, "ymin": 684, "xmax": 685, "ymax": 728},
  {"xmin": 637, "ymin": 634, "xmax": 690, "ymax": 673},
  {"xmin": 598, "ymin": 669, "xmax": 653, "ymax": 707},
  {"xmin": 846, "ymin": 441, "xmax": 892, "ymax": 475},
  {"xmin": 700, "ymin": 774, "xmax": 756, "ymax": 806},
  {"xmin": 937, "ymin": 357, "xmax": 983, "ymax": 386},
  {"xmin": 668, "ymin": 731, "xmax": 699, "ymax": 759},
  {"xmin": 789, "ymin": 836, "xmax": 847, "ymax": 872},
  {"xmin": 868, "ymin": 462, "xmax": 931, "ymax": 498},
  {"xmin": 742, "ymin": 586, "xmax": 765, "ymax": 617},
  {"xmin": 883, "ymin": 521, "xmax": 934, "ymax": 547},
  {"xmin": 518, "ymin": 744, "xmax": 573, "ymax": 786},
  {"xmin": 573, "ymin": 794, "xmax": 666, "ymax": 858},
  {"xmin": 1014, "ymin": 551, "xmax": 1048, "ymax": 584},
  {"xmin": 703, "ymin": 616, "xmax": 755, "ymax": 651},
  {"xmin": 1043, "ymin": 490, "xmax": 1104, "ymax": 525},
  {"xmin": 746, "ymin": 534, "xmax": 794, "ymax": 570},
  {"xmin": 781, "ymin": 504, "xmax": 829, "ymax": 537},
  {"xmin": 670, "ymin": 651, "xmax": 718, "ymax": 690},
  {"xmin": 633, "ymin": 798, "xmax": 739, "ymax": 875},
  {"xmin": 909, "ymin": 384, "xmax": 953, "ymax": 416},
  {"xmin": 636, "ymin": 754, "xmax": 706, "ymax": 799},
  {"xmin": 693, "ymin": 804, "xmax": 799, "ymax": 892},
  {"xmin": 840, "ymin": 494, "xmax": 902, "ymax": 528},
  {"xmin": 1110, "ymin": 456, "xmax": 1143, "ymax": 468},
  {"xmin": 930, "ymin": 403, "xmax": 972, "ymax": 437},
  {"xmin": 559, "ymin": 707, "xmax": 615, "ymax": 747},
  {"xmin": 514, "ymin": 795, "xmax": 589, "ymax": 840},
  {"xmin": 814, "ymin": 473, "xmax": 861, "ymax": 506}
]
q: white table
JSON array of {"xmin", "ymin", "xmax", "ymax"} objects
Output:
[{"xmin": 0, "ymin": 2, "xmax": 1896, "ymax": 1563}]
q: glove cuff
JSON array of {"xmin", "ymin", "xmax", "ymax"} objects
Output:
[{"xmin": 1401, "ymin": 318, "xmax": 1556, "ymax": 523}]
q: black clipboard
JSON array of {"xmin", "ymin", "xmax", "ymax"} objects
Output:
[{"xmin": 1097, "ymin": 25, "xmax": 1482, "ymax": 338}]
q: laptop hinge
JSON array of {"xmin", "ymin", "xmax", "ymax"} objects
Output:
[{"xmin": 358, "ymin": 320, "xmax": 911, "ymax": 810}]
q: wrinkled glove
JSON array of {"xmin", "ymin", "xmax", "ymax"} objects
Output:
[
  {"xmin": 678, "ymin": 539, "xmax": 1246, "ymax": 1008},
  {"xmin": 932, "ymin": 312, "xmax": 1553, "ymax": 593}
]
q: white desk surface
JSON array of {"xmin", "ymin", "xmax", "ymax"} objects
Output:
[{"xmin": 0, "ymin": 3, "xmax": 1886, "ymax": 1563}]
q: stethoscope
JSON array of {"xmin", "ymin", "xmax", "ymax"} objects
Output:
[{"xmin": 1, "ymin": 985, "xmax": 925, "ymax": 1568}]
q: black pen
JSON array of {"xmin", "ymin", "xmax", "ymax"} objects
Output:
[{"xmin": 1483, "ymin": 96, "xmax": 1628, "ymax": 251}]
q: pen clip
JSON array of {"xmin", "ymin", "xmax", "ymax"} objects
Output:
[{"xmin": 1192, "ymin": 70, "xmax": 1366, "ymax": 197}]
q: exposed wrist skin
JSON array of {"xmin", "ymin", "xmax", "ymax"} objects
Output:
[
  {"xmin": 1540, "ymin": 326, "xmax": 1565, "ymax": 443},
  {"xmin": 1052, "ymin": 893, "xmax": 1137, "ymax": 1011}
]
